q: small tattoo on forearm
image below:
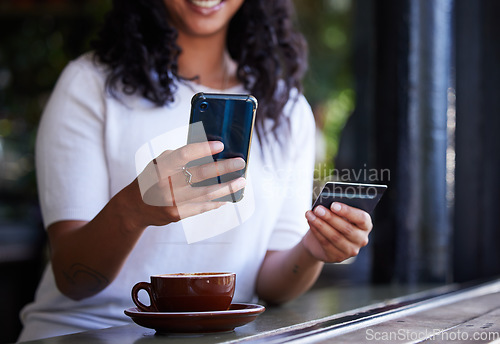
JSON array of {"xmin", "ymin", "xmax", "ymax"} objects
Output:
[
  {"xmin": 293, "ymin": 264, "xmax": 300, "ymax": 274},
  {"xmin": 63, "ymin": 263, "xmax": 109, "ymax": 292}
]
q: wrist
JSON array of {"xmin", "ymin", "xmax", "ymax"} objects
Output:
[
  {"xmin": 299, "ymin": 235, "xmax": 322, "ymax": 265},
  {"xmin": 113, "ymin": 179, "xmax": 149, "ymax": 234}
]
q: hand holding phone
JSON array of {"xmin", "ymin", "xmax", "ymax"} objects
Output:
[
  {"xmin": 186, "ymin": 93, "xmax": 257, "ymax": 202},
  {"xmin": 312, "ymin": 182, "xmax": 387, "ymax": 214}
]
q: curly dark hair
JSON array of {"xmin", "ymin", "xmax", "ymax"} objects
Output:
[{"xmin": 92, "ymin": 0, "xmax": 308, "ymax": 144}]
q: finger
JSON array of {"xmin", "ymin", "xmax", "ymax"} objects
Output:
[
  {"xmin": 179, "ymin": 177, "xmax": 247, "ymax": 204},
  {"xmin": 306, "ymin": 219, "xmax": 354, "ymax": 263},
  {"xmin": 175, "ymin": 201, "xmax": 226, "ymax": 220},
  {"xmin": 158, "ymin": 141, "xmax": 224, "ymax": 170},
  {"xmin": 330, "ymin": 202, "xmax": 373, "ymax": 232},
  {"xmin": 311, "ymin": 206, "xmax": 369, "ymax": 246},
  {"xmin": 306, "ymin": 217, "xmax": 335, "ymax": 249},
  {"xmin": 306, "ymin": 210, "xmax": 364, "ymax": 258},
  {"xmin": 306, "ymin": 211, "xmax": 348, "ymax": 250},
  {"xmin": 187, "ymin": 158, "xmax": 246, "ymax": 184},
  {"xmin": 151, "ymin": 168, "xmax": 245, "ymax": 205}
]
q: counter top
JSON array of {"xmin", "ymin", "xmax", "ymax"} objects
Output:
[{"xmin": 20, "ymin": 283, "xmax": 449, "ymax": 344}]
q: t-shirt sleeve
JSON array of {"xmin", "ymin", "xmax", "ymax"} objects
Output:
[
  {"xmin": 266, "ymin": 95, "xmax": 316, "ymax": 251},
  {"xmin": 35, "ymin": 57, "xmax": 110, "ymax": 228}
]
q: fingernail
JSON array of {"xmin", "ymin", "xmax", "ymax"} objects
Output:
[
  {"xmin": 306, "ymin": 211, "xmax": 316, "ymax": 221},
  {"xmin": 232, "ymin": 159, "xmax": 246, "ymax": 170},
  {"xmin": 210, "ymin": 141, "xmax": 224, "ymax": 151},
  {"xmin": 332, "ymin": 202, "xmax": 342, "ymax": 212},
  {"xmin": 314, "ymin": 206, "xmax": 326, "ymax": 217}
]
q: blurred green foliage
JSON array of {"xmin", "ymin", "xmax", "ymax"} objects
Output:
[
  {"xmin": 0, "ymin": 0, "xmax": 353, "ymax": 220},
  {"xmin": 294, "ymin": 0, "xmax": 354, "ymax": 178},
  {"xmin": 0, "ymin": 1, "xmax": 111, "ymax": 220},
  {"xmin": 295, "ymin": 0, "xmax": 354, "ymax": 107}
]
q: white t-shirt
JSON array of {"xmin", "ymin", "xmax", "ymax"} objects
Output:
[{"xmin": 18, "ymin": 53, "xmax": 315, "ymax": 341}]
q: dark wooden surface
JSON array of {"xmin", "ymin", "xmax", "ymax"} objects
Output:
[
  {"xmin": 17, "ymin": 283, "xmax": 435, "ymax": 344},
  {"xmin": 18, "ymin": 279, "xmax": 500, "ymax": 344}
]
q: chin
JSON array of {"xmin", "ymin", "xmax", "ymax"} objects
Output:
[{"xmin": 165, "ymin": 0, "xmax": 243, "ymax": 37}]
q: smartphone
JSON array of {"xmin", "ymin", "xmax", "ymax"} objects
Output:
[
  {"xmin": 186, "ymin": 92, "xmax": 257, "ymax": 202},
  {"xmin": 312, "ymin": 182, "xmax": 387, "ymax": 214}
]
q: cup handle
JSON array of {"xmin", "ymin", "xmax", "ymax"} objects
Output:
[{"xmin": 131, "ymin": 282, "xmax": 157, "ymax": 312}]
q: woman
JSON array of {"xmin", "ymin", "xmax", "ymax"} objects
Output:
[{"xmin": 19, "ymin": 0, "xmax": 372, "ymax": 341}]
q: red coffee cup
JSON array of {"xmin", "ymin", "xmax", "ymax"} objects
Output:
[{"xmin": 131, "ymin": 272, "xmax": 236, "ymax": 312}]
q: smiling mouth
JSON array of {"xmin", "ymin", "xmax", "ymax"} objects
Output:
[{"xmin": 188, "ymin": 0, "xmax": 223, "ymax": 9}]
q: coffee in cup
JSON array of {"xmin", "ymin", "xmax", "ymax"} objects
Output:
[{"xmin": 131, "ymin": 272, "xmax": 236, "ymax": 312}]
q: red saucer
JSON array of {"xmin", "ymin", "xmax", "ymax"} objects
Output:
[{"xmin": 124, "ymin": 303, "xmax": 265, "ymax": 334}]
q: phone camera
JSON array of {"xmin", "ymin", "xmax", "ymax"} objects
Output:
[{"xmin": 200, "ymin": 102, "xmax": 209, "ymax": 111}]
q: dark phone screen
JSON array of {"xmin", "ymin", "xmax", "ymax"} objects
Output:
[{"xmin": 187, "ymin": 94, "xmax": 256, "ymax": 201}]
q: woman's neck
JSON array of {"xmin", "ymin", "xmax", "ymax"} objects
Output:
[{"xmin": 176, "ymin": 31, "xmax": 237, "ymax": 90}]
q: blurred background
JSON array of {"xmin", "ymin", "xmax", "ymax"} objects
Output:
[{"xmin": 1, "ymin": 0, "xmax": 499, "ymax": 342}]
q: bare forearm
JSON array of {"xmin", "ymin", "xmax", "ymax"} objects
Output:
[
  {"xmin": 50, "ymin": 180, "xmax": 147, "ymax": 300},
  {"xmin": 48, "ymin": 144, "xmax": 246, "ymax": 301},
  {"xmin": 256, "ymin": 239, "xmax": 324, "ymax": 305}
]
